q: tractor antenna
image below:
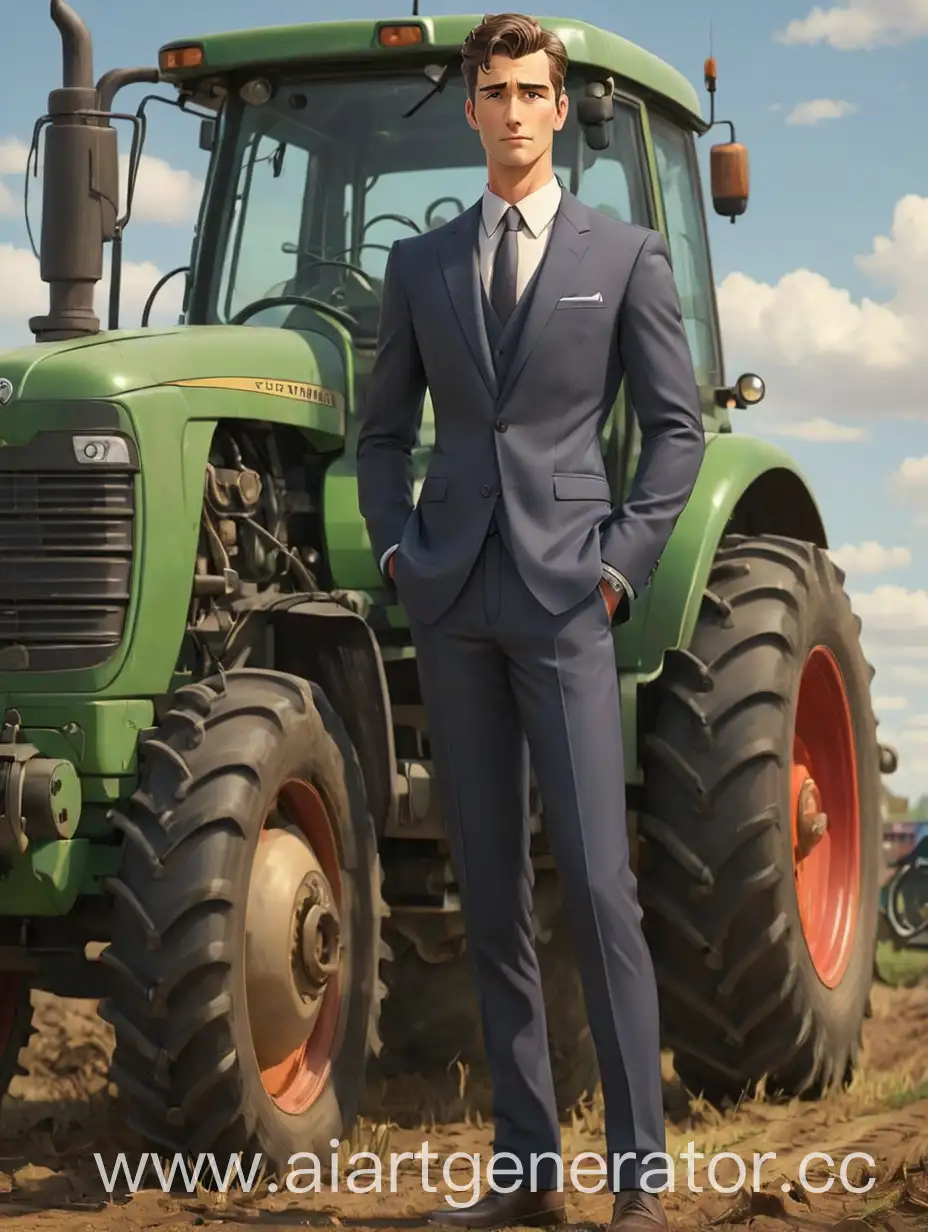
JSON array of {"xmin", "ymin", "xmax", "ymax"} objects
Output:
[
  {"xmin": 704, "ymin": 21, "xmax": 716, "ymax": 128},
  {"xmin": 412, "ymin": 0, "xmax": 420, "ymax": 12}
]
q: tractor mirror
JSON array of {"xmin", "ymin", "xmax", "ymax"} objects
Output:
[
  {"xmin": 199, "ymin": 118, "xmax": 216, "ymax": 152},
  {"xmin": 710, "ymin": 140, "xmax": 749, "ymax": 218},
  {"xmin": 577, "ymin": 79, "xmax": 615, "ymax": 151}
]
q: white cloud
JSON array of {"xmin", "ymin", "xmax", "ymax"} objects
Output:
[
  {"xmin": 873, "ymin": 695, "xmax": 909, "ymax": 710},
  {"xmin": 757, "ymin": 417, "xmax": 868, "ymax": 441},
  {"xmin": 786, "ymin": 99, "xmax": 858, "ymax": 125},
  {"xmin": 886, "ymin": 665, "xmax": 928, "ymax": 683},
  {"xmin": 717, "ymin": 194, "xmax": 928, "ymax": 425},
  {"xmin": 0, "ymin": 134, "xmax": 201, "ymax": 228},
  {"xmin": 777, "ymin": 0, "xmax": 928, "ymax": 50},
  {"xmin": 0, "ymin": 243, "xmax": 182, "ymax": 344},
  {"xmin": 856, "ymin": 195, "xmax": 928, "ymax": 313},
  {"xmin": 872, "ymin": 645, "xmax": 928, "ymax": 660},
  {"xmin": 0, "ymin": 137, "xmax": 29, "ymax": 175},
  {"xmin": 889, "ymin": 455, "xmax": 928, "ymax": 524},
  {"xmin": 829, "ymin": 542, "xmax": 911, "ymax": 572},
  {"xmin": 873, "ymin": 722, "xmax": 928, "ymax": 797},
  {"xmin": 881, "ymin": 726, "xmax": 928, "ymax": 779},
  {"xmin": 0, "ymin": 180, "xmax": 16, "ymax": 219},
  {"xmin": 850, "ymin": 585, "xmax": 928, "ymax": 636},
  {"xmin": 118, "ymin": 153, "xmax": 202, "ymax": 226}
]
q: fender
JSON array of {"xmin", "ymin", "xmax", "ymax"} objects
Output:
[
  {"xmin": 261, "ymin": 593, "xmax": 398, "ymax": 839},
  {"xmin": 615, "ymin": 433, "xmax": 828, "ymax": 678}
]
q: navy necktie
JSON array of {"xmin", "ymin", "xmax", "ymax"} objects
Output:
[{"xmin": 490, "ymin": 205, "xmax": 524, "ymax": 324}]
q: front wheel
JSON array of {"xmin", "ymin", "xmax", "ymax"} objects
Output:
[
  {"xmin": 638, "ymin": 534, "xmax": 882, "ymax": 1105},
  {"xmin": 99, "ymin": 668, "xmax": 388, "ymax": 1177}
]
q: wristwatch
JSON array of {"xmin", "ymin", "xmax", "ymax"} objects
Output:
[{"xmin": 601, "ymin": 563, "xmax": 634, "ymax": 604}]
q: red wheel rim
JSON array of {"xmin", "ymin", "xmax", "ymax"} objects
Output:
[
  {"xmin": 791, "ymin": 646, "xmax": 860, "ymax": 988},
  {"xmin": 256, "ymin": 779, "xmax": 343, "ymax": 1114}
]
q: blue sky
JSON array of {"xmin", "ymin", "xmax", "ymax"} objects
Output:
[{"xmin": 2, "ymin": 0, "xmax": 928, "ymax": 802}]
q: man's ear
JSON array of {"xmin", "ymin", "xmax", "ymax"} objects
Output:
[
  {"xmin": 465, "ymin": 96, "xmax": 481, "ymax": 131},
  {"xmin": 554, "ymin": 90, "xmax": 569, "ymax": 131}
]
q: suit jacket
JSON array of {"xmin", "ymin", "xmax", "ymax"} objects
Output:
[{"xmin": 356, "ymin": 188, "xmax": 705, "ymax": 627}]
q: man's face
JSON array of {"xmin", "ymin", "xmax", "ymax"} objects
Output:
[{"xmin": 465, "ymin": 48, "xmax": 568, "ymax": 169}]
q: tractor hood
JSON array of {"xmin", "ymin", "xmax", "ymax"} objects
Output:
[{"xmin": 0, "ymin": 324, "xmax": 350, "ymax": 442}]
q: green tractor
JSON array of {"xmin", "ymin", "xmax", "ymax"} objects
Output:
[{"xmin": 0, "ymin": 0, "xmax": 890, "ymax": 1174}]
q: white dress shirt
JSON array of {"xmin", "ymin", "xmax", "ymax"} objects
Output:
[
  {"xmin": 478, "ymin": 176, "xmax": 561, "ymax": 299},
  {"xmin": 379, "ymin": 176, "xmax": 634, "ymax": 607}
]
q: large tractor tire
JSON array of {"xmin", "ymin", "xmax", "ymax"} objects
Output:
[
  {"xmin": 0, "ymin": 974, "xmax": 34, "ymax": 1105},
  {"xmin": 99, "ymin": 668, "xmax": 388, "ymax": 1178},
  {"xmin": 638, "ymin": 534, "xmax": 881, "ymax": 1107},
  {"xmin": 375, "ymin": 904, "xmax": 598, "ymax": 1115}
]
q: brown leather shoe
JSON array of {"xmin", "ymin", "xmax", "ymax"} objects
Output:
[
  {"xmin": 607, "ymin": 1189, "xmax": 668, "ymax": 1230},
  {"xmin": 427, "ymin": 1186, "xmax": 567, "ymax": 1228}
]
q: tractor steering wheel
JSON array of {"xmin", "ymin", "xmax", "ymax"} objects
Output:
[
  {"xmin": 295, "ymin": 258, "xmax": 380, "ymax": 294},
  {"xmin": 363, "ymin": 212, "xmax": 422, "ymax": 236},
  {"xmin": 425, "ymin": 196, "xmax": 466, "ymax": 228},
  {"xmin": 290, "ymin": 258, "xmax": 383, "ymax": 312},
  {"xmin": 229, "ymin": 293, "xmax": 358, "ymax": 332}
]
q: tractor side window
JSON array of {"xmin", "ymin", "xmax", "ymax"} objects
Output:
[
  {"xmin": 648, "ymin": 113, "xmax": 721, "ymax": 384},
  {"xmin": 565, "ymin": 100, "xmax": 650, "ymax": 227},
  {"xmin": 218, "ymin": 135, "xmax": 312, "ymax": 320}
]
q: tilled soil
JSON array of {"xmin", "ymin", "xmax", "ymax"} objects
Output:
[{"xmin": 0, "ymin": 981, "xmax": 926, "ymax": 1230}]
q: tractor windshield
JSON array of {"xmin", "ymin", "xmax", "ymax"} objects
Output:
[{"xmin": 196, "ymin": 68, "xmax": 653, "ymax": 342}]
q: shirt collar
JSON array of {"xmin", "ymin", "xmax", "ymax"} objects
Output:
[{"xmin": 481, "ymin": 176, "xmax": 562, "ymax": 239}]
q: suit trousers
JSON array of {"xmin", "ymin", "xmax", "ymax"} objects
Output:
[{"xmin": 404, "ymin": 518, "xmax": 666, "ymax": 1192}]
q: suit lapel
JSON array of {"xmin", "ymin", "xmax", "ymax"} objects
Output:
[
  {"xmin": 437, "ymin": 202, "xmax": 498, "ymax": 399},
  {"xmin": 498, "ymin": 191, "xmax": 592, "ymax": 403}
]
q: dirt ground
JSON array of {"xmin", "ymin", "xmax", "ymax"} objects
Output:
[{"xmin": 0, "ymin": 957, "xmax": 926, "ymax": 1231}]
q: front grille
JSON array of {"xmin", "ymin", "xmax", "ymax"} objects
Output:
[{"xmin": 0, "ymin": 470, "xmax": 135, "ymax": 671}]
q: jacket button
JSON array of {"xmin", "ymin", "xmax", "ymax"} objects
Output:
[
  {"xmin": 495, "ymin": 419, "xmax": 507, "ymax": 432},
  {"xmin": 481, "ymin": 484, "xmax": 491, "ymax": 497}
]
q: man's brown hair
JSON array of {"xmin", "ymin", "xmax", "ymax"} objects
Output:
[{"xmin": 461, "ymin": 13, "xmax": 568, "ymax": 103}]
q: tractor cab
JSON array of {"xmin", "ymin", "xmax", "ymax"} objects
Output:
[
  {"xmin": 182, "ymin": 54, "xmax": 659, "ymax": 476},
  {"xmin": 159, "ymin": 20, "xmax": 754, "ymax": 539},
  {"xmin": 189, "ymin": 62, "xmax": 654, "ymax": 351},
  {"xmin": 178, "ymin": 40, "xmax": 742, "ymax": 404}
]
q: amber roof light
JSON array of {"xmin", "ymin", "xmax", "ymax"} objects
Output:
[
  {"xmin": 159, "ymin": 45, "xmax": 204, "ymax": 71},
  {"xmin": 378, "ymin": 24, "xmax": 423, "ymax": 46}
]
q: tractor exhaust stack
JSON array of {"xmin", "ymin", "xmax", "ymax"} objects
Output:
[{"xmin": 29, "ymin": 0, "xmax": 119, "ymax": 343}]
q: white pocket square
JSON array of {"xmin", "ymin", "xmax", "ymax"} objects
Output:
[{"xmin": 559, "ymin": 292, "xmax": 603, "ymax": 303}]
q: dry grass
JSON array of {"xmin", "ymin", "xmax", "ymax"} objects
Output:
[{"xmin": 875, "ymin": 940, "xmax": 928, "ymax": 988}]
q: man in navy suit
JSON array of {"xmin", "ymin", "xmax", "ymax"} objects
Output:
[{"xmin": 357, "ymin": 13, "xmax": 705, "ymax": 1230}]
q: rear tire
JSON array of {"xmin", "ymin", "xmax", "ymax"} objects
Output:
[
  {"xmin": 638, "ymin": 534, "xmax": 881, "ymax": 1106},
  {"xmin": 99, "ymin": 668, "xmax": 388, "ymax": 1179}
]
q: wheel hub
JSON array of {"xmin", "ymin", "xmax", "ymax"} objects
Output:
[
  {"xmin": 300, "ymin": 891, "xmax": 341, "ymax": 987},
  {"xmin": 244, "ymin": 824, "xmax": 343, "ymax": 1071},
  {"xmin": 795, "ymin": 776, "xmax": 828, "ymax": 857}
]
